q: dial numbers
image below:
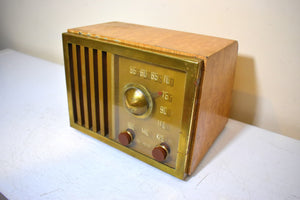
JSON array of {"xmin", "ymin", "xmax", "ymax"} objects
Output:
[
  {"xmin": 159, "ymin": 106, "xmax": 168, "ymax": 116},
  {"xmin": 139, "ymin": 69, "xmax": 148, "ymax": 78},
  {"xmin": 129, "ymin": 67, "xmax": 174, "ymax": 86}
]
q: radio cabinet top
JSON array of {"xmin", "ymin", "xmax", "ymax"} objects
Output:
[{"xmin": 68, "ymin": 21, "xmax": 236, "ymax": 60}]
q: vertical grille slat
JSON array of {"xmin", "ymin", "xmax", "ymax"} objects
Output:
[
  {"xmin": 68, "ymin": 43, "xmax": 108, "ymax": 135},
  {"xmin": 85, "ymin": 47, "xmax": 92, "ymax": 128},
  {"xmin": 68, "ymin": 44, "xmax": 77, "ymax": 123},
  {"xmin": 72, "ymin": 44, "xmax": 83, "ymax": 125},
  {"xmin": 80, "ymin": 46, "xmax": 91, "ymax": 129},
  {"xmin": 101, "ymin": 51, "xmax": 109, "ymax": 135},
  {"xmin": 97, "ymin": 51, "xmax": 106, "ymax": 136},
  {"xmin": 89, "ymin": 48, "xmax": 99, "ymax": 132}
]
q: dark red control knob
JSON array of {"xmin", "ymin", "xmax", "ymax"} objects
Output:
[
  {"xmin": 152, "ymin": 143, "xmax": 170, "ymax": 162},
  {"xmin": 118, "ymin": 129, "xmax": 134, "ymax": 146}
]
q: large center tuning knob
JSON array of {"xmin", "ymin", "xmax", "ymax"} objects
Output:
[{"xmin": 123, "ymin": 83, "xmax": 153, "ymax": 118}]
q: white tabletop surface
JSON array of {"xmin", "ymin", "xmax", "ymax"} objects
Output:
[{"xmin": 0, "ymin": 49, "xmax": 299, "ymax": 200}]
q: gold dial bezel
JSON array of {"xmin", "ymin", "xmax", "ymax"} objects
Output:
[{"xmin": 122, "ymin": 83, "xmax": 153, "ymax": 119}]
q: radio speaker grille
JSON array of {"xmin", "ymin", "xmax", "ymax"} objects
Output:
[{"xmin": 67, "ymin": 43, "xmax": 108, "ymax": 135}]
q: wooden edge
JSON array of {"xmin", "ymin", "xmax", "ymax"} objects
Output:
[{"xmin": 187, "ymin": 41, "xmax": 238, "ymax": 175}]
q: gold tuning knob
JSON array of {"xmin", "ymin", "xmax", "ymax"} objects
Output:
[
  {"xmin": 124, "ymin": 88, "xmax": 148, "ymax": 115},
  {"xmin": 123, "ymin": 83, "xmax": 153, "ymax": 118}
]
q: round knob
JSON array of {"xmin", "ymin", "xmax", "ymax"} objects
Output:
[
  {"xmin": 124, "ymin": 88, "xmax": 148, "ymax": 115},
  {"xmin": 152, "ymin": 143, "xmax": 170, "ymax": 162},
  {"xmin": 118, "ymin": 129, "xmax": 134, "ymax": 146},
  {"xmin": 123, "ymin": 83, "xmax": 153, "ymax": 118}
]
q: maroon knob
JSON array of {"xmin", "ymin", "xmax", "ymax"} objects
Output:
[
  {"xmin": 118, "ymin": 129, "xmax": 134, "ymax": 146},
  {"xmin": 152, "ymin": 143, "xmax": 170, "ymax": 162}
]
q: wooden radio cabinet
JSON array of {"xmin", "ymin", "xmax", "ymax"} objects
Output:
[{"xmin": 62, "ymin": 22, "xmax": 238, "ymax": 179}]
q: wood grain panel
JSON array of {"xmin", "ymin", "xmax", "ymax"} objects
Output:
[
  {"xmin": 68, "ymin": 22, "xmax": 234, "ymax": 59},
  {"xmin": 188, "ymin": 42, "xmax": 238, "ymax": 174}
]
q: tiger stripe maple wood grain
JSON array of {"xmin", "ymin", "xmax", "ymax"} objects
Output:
[{"xmin": 68, "ymin": 22, "xmax": 235, "ymax": 60}]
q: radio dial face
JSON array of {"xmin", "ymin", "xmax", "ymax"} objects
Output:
[
  {"xmin": 115, "ymin": 56, "xmax": 187, "ymax": 168},
  {"xmin": 123, "ymin": 83, "xmax": 153, "ymax": 118}
]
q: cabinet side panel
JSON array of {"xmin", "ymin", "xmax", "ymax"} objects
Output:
[{"xmin": 188, "ymin": 42, "xmax": 238, "ymax": 175}]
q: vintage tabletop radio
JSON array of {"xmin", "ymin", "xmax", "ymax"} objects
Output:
[{"xmin": 62, "ymin": 22, "xmax": 238, "ymax": 179}]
